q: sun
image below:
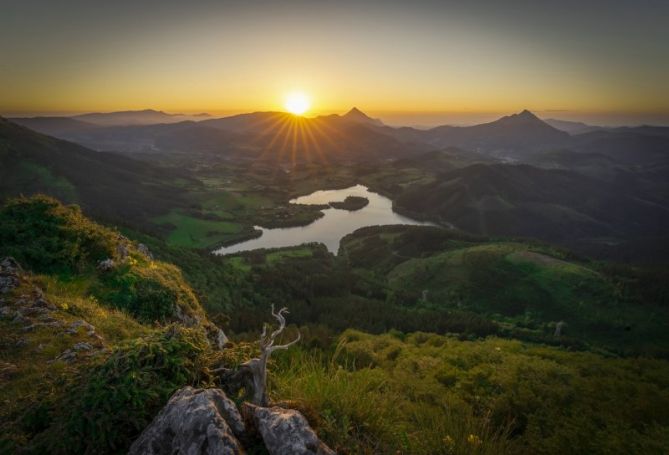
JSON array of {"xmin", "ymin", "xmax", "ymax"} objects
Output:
[{"xmin": 284, "ymin": 91, "xmax": 310, "ymax": 115}]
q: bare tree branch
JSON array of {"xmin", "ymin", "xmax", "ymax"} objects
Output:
[
  {"xmin": 217, "ymin": 304, "xmax": 300, "ymax": 406},
  {"xmin": 267, "ymin": 331, "xmax": 301, "ymax": 354}
]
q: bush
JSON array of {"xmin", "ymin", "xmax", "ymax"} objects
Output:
[
  {"xmin": 0, "ymin": 195, "xmax": 116, "ymax": 274},
  {"xmin": 95, "ymin": 261, "xmax": 202, "ymax": 323},
  {"xmin": 30, "ymin": 325, "xmax": 210, "ymax": 454}
]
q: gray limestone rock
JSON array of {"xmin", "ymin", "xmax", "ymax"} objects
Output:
[
  {"xmin": 129, "ymin": 387, "xmax": 245, "ymax": 455},
  {"xmin": 242, "ymin": 403, "xmax": 335, "ymax": 455}
]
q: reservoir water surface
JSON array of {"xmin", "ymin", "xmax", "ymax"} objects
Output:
[{"xmin": 213, "ymin": 184, "xmax": 433, "ymax": 255}]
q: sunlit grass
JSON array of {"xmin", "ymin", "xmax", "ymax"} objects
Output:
[{"xmin": 270, "ymin": 330, "xmax": 669, "ymax": 454}]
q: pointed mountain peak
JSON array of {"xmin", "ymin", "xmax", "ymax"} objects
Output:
[
  {"xmin": 342, "ymin": 107, "xmax": 384, "ymax": 126},
  {"xmin": 497, "ymin": 109, "xmax": 546, "ymax": 126},
  {"xmin": 516, "ymin": 109, "xmax": 539, "ymax": 119},
  {"xmin": 344, "ymin": 107, "xmax": 368, "ymax": 117}
]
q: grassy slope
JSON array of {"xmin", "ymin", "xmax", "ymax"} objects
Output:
[
  {"xmin": 273, "ymin": 330, "xmax": 669, "ymax": 454},
  {"xmin": 341, "ymin": 225, "xmax": 669, "ymax": 355},
  {"xmin": 0, "ymin": 196, "xmax": 221, "ymax": 453}
]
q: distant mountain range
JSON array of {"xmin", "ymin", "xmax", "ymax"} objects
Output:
[
  {"xmin": 12, "ymin": 108, "xmax": 669, "ymax": 165},
  {"xmin": 2, "ymin": 110, "xmax": 668, "ymax": 261},
  {"xmin": 544, "ymin": 118, "xmax": 602, "ymax": 135},
  {"xmin": 14, "ymin": 109, "xmax": 211, "ymax": 129}
]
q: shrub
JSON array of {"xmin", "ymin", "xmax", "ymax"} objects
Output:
[
  {"xmin": 30, "ymin": 325, "xmax": 210, "ymax": 454},
  {"xmin": 95, "ymin": 261, "xmax": 203, "ymax": 323},
  {"xmin": 0, "ymin": 195, "xmax": 116, "ymax": 274}
]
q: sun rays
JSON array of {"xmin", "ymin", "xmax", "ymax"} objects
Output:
[{"xmin": 251, "ymin": 112, "xmax": 342, "ymax": 168}]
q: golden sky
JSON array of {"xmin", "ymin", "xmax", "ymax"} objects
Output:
[{"xmin": 1, "ymin": 1, "xmax": 668, "ymax": 125}]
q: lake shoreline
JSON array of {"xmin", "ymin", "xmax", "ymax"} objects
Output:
[{"xmin": 213, "ymin": 184, "xmax": 434, "ymax": 256}]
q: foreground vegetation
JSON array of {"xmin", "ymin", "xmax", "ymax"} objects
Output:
[
  {"xmin": 273, "ymin": 331, "xmax": 669, "ymax": 454},
  {"xmin": 2, "ymin": 195, "xmax": 669, "ymax": 454}
]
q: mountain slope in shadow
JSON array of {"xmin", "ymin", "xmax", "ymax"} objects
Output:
[{"xmin": 0, "ymin": 117, "xmax": 192, "ymax": 223}]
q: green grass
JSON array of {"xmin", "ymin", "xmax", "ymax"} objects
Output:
[
  {"xmin": 153, "ymin": 210, "xmax": 245, "ymax": 248},
  {"xmin": 338, "ymin": 226, "xmax": 669, "ymax": 355},
  {"xmin": 265, "ymin": 247, "xmax": 313, "ymax": 265},
  {"xmin": 225, "ymin": 256, "xmax": 252, "ymax": 273},
  {"xmin": 272, "ymin": 330, "xmax": 669, "ymax": 454},
  {"xmin": 384, "ymin": 242, "xmax": 669, "ymax": 354}
]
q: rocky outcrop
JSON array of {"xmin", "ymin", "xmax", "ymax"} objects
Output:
[
  {"xmin": 243, "ymin": 403, "xmax": 335, "ymax": 455},
  {"xmin": 129, "ymin": 387, "xmax": 245, "ymax": 455},
  {"xmin": 0, "ymin": 257, "xmax": 21, "ymax": 294},
  {"xmin": 96, "ymin": 258, "xmax": 115, "ymax": 271},
  {"xmin": 130, "ymin": 387, "xmax": 335, "ymax": 455},
  {"xmin": 138, "ymin": 243, "xmax": 154, "ymax": 259},
  {"xmin": 116, "ymin": 243, "xmax": 129, "ymax": 260},
  {"xmin": 56, "ymin": 341, "xmax": 95, "ymax": 363}
]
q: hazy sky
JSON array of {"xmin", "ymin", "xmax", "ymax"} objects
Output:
[{"xmin": 1, "ymin": 0, "xmax": 668, "ymax": 125}]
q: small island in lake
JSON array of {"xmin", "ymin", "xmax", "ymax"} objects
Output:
[{"xmin": 329, "ymin": 195, "xmax": 369, "ymax": 211}]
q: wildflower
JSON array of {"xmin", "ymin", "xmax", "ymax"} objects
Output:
[
  {"xmin": 443, "ymin": 435, "xmax": 455, "ymax": 447},
  {"xmin": 467, "ymin": 434, "xmax": 482, "ymax": 446}
]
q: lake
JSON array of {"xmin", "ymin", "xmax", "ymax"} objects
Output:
[{"xmin": 213, "ymin": 184, "xmax": 434, "ymax": 255}]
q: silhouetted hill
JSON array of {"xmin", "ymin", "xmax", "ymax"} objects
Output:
[
  {"xmin": 12, "ymin": 109, "xmax": 668, "ymax": 171},
  {"xmin": 341, "ymin": 107, "xmax": 385, "ymax": 127},
  {"xmin": 73, "ymin": 109, "xmax": 211, "ymax": 126},
  {"xmin": 0, "ymin": 117, "xmax": 192, "ymax": 223},
  {"xmin": 572, "ymin": 130, "xmax": 669, "ymax": 165},
  {"xmin": 394, "ymin": 162, "xmax": 669, "ymax": 261},
  {"xmin": 9, "ymin": 116, "xmax": 97, "ymax": 136},
  {"xmin": 544, "ymin": 118, "xmax": 602, "ymax": 134},
  {"xmin": 392, "ymin": 147, "xmax": 493, "ymax": 172},
  {"xmin": 423, "ymin": 110, "xmax": 570, "ymax": 158},
  {"xmin": 164, "ymin": 111, "xmax": 427, "ymax": 162},
  {"xmin": 51, "ymin": 121, "xmax": 248, "ymax": 155}
]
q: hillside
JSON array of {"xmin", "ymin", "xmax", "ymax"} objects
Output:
[
  {"xmin": 392, "ymin": 162, "xmax": 669, "ymax": 261},
  {"xmin": 338, "ymin": 225, "xmax": 669, "ymax": 355},
  {"xmin": 422, "ymin": 110, "xmax": 570, "ymax": 157},
  {"xmin": 0, "ymin": 195, "xmax": 228, "ymax": 453},
  {"xmin": 19, "ymin": 110, "xmax": 428, "ymax": 162},
  {"xmin": 2, "ymin": 197, "xmax": 669, "ymax": 453},
  {"xmin": 73, "ymin": 109, "xmax": 210, "ymax": 126},
  {"xmin": 0, "ymin": 117, "xmax": 193, "ymax": 224},
  {"xmin": 273, "ymin": 330, "xmax": 669, "ymax": 453},
  {"xmin": 13, "ymin": 109, "xmax": 669, "ymax": 172}
]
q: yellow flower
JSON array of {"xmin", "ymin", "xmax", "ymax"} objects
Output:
[
  {"xmin": 443, "ymin": 435, "xmax": 455, "ymax": 447},
  {"xmin": 467, "ymin": 434, "xmax": 482, "ymax": 446}
]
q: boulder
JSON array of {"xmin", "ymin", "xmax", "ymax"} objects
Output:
[
  {"xmin": 116, "ymin": 243, "xmax": 129, "ymax": 260},
  {"xmin": 129, "ymin": 387, "xmax": 245, "ymax": 455},
  {"xmin": 96, "ymin": 258, "xmax": 115, "ymax": 272},
  {"xmin": 65, "ymin": 319, "xmax": 96, "ymax": 336},
  {"xmin": 0, "ymin": 257, "xmax": 21, "ymax": 273},
  {"xmin": 138, "ymin": 243, "xmax": 154, "ymax": 259},
  {"xmin": 0, "ymin": 257, "xmax": 21, "ymax": 294},
  {"xmin": 242, "ymin": 403, "xmax": 335, "ymax": 455}
]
